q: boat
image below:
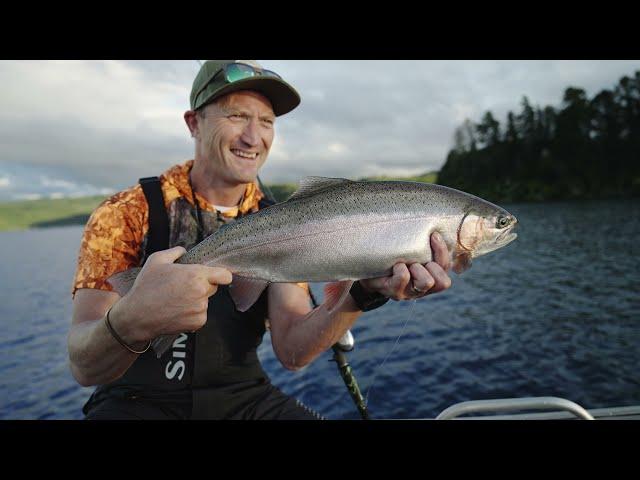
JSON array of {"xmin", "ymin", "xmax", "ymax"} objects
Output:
[{"xmin": 434, "ymin": 396, "xmax": 640, "ymax": 420}]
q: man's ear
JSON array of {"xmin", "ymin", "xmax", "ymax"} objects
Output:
[{"xmin": 184, "ymin": 110, "xmax": 199, "ymax": 138}]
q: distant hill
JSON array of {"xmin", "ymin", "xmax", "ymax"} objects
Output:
[
  {"xmin": 264, "ymin": 172, "xmax": 438, "ymax": 203},
  {"xmin": 0, "ymin": 196, "xmax": 107, "ymax": 232},
  {"xmin": 359, "ymin": 172, "xmax": 438, "ymax": 184},
  {"xmin": 0, "ymin": 173, "xmax": 439, "ymax": 231}
]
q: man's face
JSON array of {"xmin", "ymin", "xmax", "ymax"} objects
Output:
[{"xmin": 197, "ymin": 90, "xmax": 276, "ymax": 185}]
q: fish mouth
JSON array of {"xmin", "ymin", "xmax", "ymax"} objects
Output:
[
  {"xmin": 475, "ymin": 224, "xmax": 518, "ymax": 257},
  {"xmin": 497, "ymin": 231, "xmax": 518, "ymax": 246},
  {"xmin": 496, "ymin": 223, "xmax": 518, "ymax": 247}
]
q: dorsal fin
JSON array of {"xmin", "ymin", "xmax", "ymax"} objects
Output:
[{"xmin": 287, "ymin": 176, "xmax": 353, "ymax": 202}]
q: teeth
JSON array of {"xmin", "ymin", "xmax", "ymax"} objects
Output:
[{"xmin": 231, "ymin": 149, "xmax": 258, "ymax": 159}]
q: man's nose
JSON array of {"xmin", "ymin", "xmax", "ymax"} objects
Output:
[{"xmin": 240, "ymin": 118, "xmax": 260, "ymax": 146}]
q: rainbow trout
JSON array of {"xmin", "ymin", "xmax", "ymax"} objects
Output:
[{"xmin": 109, "ymin": 177, "xmax": 518, "ymax": 356}]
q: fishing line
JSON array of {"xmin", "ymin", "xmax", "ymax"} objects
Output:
[{"xmin": 364, "ymin": 299, "xmax": 416, "ymax": 409}]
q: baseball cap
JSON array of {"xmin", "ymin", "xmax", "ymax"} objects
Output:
[{"xmin": 189, "ymin": 60, "xmax": 301, "ymax": 116}]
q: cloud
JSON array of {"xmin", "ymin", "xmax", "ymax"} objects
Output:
[
  {"xmin": 0, "ymin": 163, "xmax": 115, "ymax": 201},
  {"xmin": 16, "ymin": 193, "xmax": 42, "ymax": 201},
  {"xmin": 328, "ymin": 142, "xmax": 347, "ymax": 155},
  {"xmin": 39, "ymin": 176, "xmax": 77, "ymax": 190},
  {"xmin": 0, "ymin": 60, "xmax": 195, "ymax": 188},
  {"xmin": 1, "ymin": 60, "xmax": 639, "ymax": 191}
]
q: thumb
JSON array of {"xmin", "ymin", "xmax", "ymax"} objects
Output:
[{"xmin": 147, "ymin": 246, "xmax": 187, "ymax": 265}]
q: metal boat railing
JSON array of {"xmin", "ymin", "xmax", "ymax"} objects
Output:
[{"xmin": 435, "ymin": 396, "xmax": 595, "ymax": 420}]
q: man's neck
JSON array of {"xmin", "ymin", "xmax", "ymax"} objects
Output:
[{"xmin": 190, "ymin": 161, "xmax": 247, "ymax": 207}]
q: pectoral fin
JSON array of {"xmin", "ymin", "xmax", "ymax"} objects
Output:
[
  {"xmin": 452, "ymin": 252, "xmax": 473, "ymax": 274},
  {"xmin": 323, "ymin": 280, "xmax": 355, "ymax": 313},
  {"xmin": 229, "ymin": 276, "xmax": 270, "ymax": 312}
]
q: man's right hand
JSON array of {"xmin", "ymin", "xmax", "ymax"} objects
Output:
[{"xmin": 110, "ymin": 246, "xmax": 232, "ymax": 346}]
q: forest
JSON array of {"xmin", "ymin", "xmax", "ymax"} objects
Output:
[{"xmin": 437, "ymin": 70, "xmax": 640, "ymax": 202}]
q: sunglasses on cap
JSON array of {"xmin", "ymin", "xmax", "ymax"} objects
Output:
[{"xmin": 213, "ymin": 62, "xmax": 282, "ymax": 83}]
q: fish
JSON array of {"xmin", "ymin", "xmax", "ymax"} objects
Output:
[{"xmin": 108, "ymin": 176, "xmax": 518, "ymax": 357}]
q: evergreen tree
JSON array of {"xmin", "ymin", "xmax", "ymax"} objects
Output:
[
  {"xmin": 476, "ymin": 111, "xmax": 501, "ymax": 147},
  {"xmin": 438, "ymin": 70, "xmax": 640, "ymax": 201},
  {"xmin": 504, "ymin": 112, "xmax": 519, "ymax": 143}
]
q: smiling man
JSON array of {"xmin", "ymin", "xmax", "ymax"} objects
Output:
[{"xmin": 67, "ymin": 60, "xmax": 453, "ymax": 420}]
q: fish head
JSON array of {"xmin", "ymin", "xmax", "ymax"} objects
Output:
[{"xmin": 457, "ymin": 204, "xmax": 518, "ymax": 259}]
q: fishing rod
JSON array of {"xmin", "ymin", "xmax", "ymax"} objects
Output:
[
  {"xmin": 307, "ymin": 287, "xmax": 370, "ymax": 420},
  {"xmin": 330, "ymin": 330, "xmax": 370, "ymax": 420}
]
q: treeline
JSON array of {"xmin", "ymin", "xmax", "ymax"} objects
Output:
[{"xmin": 438, "ymin": 70, "xmax": 640, "ymax": 202}]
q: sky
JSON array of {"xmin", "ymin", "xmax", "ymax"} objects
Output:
[{"xmin": 0, "ymin": 59, "xmax": 639, "ymax": 201}]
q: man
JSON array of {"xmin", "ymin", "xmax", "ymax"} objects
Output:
[{"xmin": 67, "ymin": 60, "xmax": 452, "ymax": 420}]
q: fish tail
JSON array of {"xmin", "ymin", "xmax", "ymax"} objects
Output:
[
  {"xmin": 106, "ymin": 267, "xmax": 142, "ymax": 297},
  {"xmin": 151, "ymin": 334, "xmax": 179, "ymax": 358}
]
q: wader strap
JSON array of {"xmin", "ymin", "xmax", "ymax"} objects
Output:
[
  {"xmin": 256, "ymin": 175, "xmax": 278, "ymax": 206},
  {"xmin": 139, "ymin": 176, "xmax": 169, "ymax": 260}
]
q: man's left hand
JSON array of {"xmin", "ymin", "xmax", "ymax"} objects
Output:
[{"xmin": 359, "ymin": 232, "xmax": 452, "ymax": 301}]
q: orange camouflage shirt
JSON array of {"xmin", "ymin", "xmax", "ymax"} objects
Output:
[{"xmin": 72, "ymin": 160, "xmax": 308, "ymax": 297}]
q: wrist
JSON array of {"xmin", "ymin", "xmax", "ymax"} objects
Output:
[
  {"xmin": 349, "ymin": 281, "xmax": 390, "ymax": 312},
  {"xmin": 107, "ymin": 300, "xmax": 150, "ymax": 350},
  {"xmin": 357, "ymin": 279, "xmax": 376, "ymax": 295}
]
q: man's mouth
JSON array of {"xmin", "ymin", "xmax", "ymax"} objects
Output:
[{"xmin": 231, "ymin": 149, "xmax": 259, "ymax": 160}]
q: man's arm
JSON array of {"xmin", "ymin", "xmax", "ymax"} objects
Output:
[
  {"xmin": 67, "ymin": 247, "xmax": 232, "ymax": 386},
  {"xmin": 267, "ymin": 283, "xmax": 362, "ymax": 371},
  {"xmin": 69, "ymin": 289, "xmax": 142, "ymax": 386},
  {"xmin": 268, "ymin": 232, "xmax": 452, "ymax": 371}
]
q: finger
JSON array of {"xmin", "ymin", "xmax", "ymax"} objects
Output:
[
  {"xmin": 199, "ymin": 275, "xmax": 220, "ymax": 297},
  {"xmin": 204, "ymin": 283, "xmax": 219, "ymax": 297},
  {"xmin": 204, "ymin": 267, "xmax": 233, "ymax": 286},
  {"xmin": 424, "ymin": 262, "xmax": 452, "ymax": 294},
  {"xmin": 147, "ymin": 246, "xmax": 187, "ymax": 265},
  {"xmin": 358, "ymin": 276, "xmax": 386, "ymax": 295},
  {"xmin": 408, "ymin": 263, "xmax": 435, "ymax": 296},
  {"xmin": 388, "ymin": 263, "xmax": 411, "ymax": 299},
  {"xmin": 430, "ymin": 232, "xmax": 451, "ymax": 272}
]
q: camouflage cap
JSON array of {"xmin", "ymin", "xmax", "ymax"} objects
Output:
[{"xmin": 190, "ymin": 60, "xmax": 301, "ymax": 116}]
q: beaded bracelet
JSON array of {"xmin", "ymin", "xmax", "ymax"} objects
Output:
[{"xmin": 104, "ymin": 306, "xmax": 151, "ymax": 354}]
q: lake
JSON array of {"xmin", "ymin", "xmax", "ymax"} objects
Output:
[{"xmin": 0, "ymin": 199, "xmax": 638, "ymax": 419}]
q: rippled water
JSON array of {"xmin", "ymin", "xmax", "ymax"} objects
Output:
[{"xmin": 1, "ymin": 199, "xmax": 638, "ymax": 419}]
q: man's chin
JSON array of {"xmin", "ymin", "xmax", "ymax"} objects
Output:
[
  {"xmin": 235, "ymin": 171, "xmax": 259, "ymax": 185},
  {"xmin": 238, "ymin": 165, "xmax": 263, "ymax": 182}
]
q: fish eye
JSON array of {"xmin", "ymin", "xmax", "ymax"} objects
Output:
[{"xmin": 496, "ymin": 216, "xmax": 510, "ymax": 228}]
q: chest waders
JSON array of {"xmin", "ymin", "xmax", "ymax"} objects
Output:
[{"xmin": 83, "ymin": 176, "xmax": 367, "ymax": 419}]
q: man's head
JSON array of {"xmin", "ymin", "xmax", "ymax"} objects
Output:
[{"xmin": 184, "ymin": 60, "xmax": 300, "ymax": 186}]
